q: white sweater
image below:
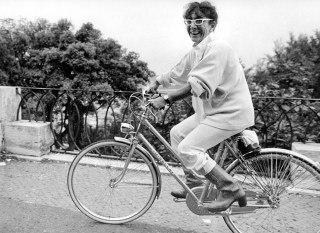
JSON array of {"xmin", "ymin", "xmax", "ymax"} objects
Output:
[{"xmin": 156, "ymin": 33, "xmax": 254, "ymax": 130}]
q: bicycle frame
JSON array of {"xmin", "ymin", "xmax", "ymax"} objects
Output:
[{"xmin": 115, "ymin": 96, "xmax": 266, "ymax": 213}]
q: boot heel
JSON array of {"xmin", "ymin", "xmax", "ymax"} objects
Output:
[{"xmin": 238, "ymin": 196, "xmax": 247, "ymax": 207}]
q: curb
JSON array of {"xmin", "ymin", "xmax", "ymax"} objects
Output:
[{"xmin": 3, "ymin": 152, "xmax": 186, "ymax": 177}]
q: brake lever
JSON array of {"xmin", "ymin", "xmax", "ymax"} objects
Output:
[
  {"xmin": 142, "ymin": 89, "xmax": 155, "ymax": 104},
  {"xmin": 146, "ymin": 103, "xmax": 159, "ymax": 123}
]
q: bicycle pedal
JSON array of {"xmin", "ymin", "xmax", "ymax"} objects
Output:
[{"xmin": 173, "ymin": 197, "xmax": 186, "ymax": 203}]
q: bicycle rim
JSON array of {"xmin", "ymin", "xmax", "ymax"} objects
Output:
[
  {"xmin": 67, "ymin": 140, "xmax": 158, "ymax": 224},
  {"xmin": 223, "ymin": 150, "xmax": 320, "ymax": 233}
]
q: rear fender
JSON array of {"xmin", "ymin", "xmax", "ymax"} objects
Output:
[
  {"xmin": 227, "ymin": 147, "xmax": 320, "ymax": 173},
  {"xmin": 259, "ymin": 148, "xmax": 320, "ymax": 172}
]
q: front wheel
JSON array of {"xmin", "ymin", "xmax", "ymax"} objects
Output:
[
  {"xmin": 223, "ymin": 149, "xmax": 320, "ymax": 233},
  {"xmin": 67, "ymin": 140, "xmax": 159, "ymax": 224}
]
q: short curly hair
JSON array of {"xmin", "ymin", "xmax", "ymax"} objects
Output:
[{"xmin": 183, "ymin": 1, "xmax": 218, "ymax": 25}]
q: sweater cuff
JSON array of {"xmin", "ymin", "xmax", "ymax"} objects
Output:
[
  {"xmin": 156, "ymin": 72, "xmax": 172, "ymax": 88},
  {"xmin": 188, "ymin": 76, "xmax": 209, "ymax": 99}
]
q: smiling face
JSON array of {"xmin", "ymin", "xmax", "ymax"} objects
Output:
[{"xmin": 186, "ymin": 11, "xmax": 215, "ymax": 45}]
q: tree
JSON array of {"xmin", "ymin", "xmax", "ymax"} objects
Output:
[
  {"xmin": 246, "ymin": 31, "xmax": 320, "ymax": 146},
  {"xmin": 247, "ymin": 31, "xmax": 320, "ymax": 98},
  {"xmin": 0, "ymin": 18, "xmax": 155, "ymax": 91},
  {"xmin": 75, "ymin": 22, "xmax": 101, "ymax": 43}
]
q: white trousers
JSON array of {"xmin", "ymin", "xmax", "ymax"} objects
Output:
[{"xmin": 170, "ymin": 114, "xmax": 243, "ymax": 175}]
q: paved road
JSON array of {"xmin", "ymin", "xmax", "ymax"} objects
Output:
[
  {"xmin": 0, "ymin": 157, "xmax": 231, "ymax": 233},
  {"xmin": 2, "ymin": 154, "xmax": 320, "ymax": 233}
]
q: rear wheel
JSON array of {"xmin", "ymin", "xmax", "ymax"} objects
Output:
[
  {"xmin": 67, "ymin": 140, "xmax": 159, "ymax": 224},
  {"xmin": 223, "ymin": 149, "xmax": 320, "ymax": 233}
]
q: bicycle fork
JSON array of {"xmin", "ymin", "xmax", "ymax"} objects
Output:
[{"xmin": 109, "ymin": 138, "xmax": 139, "ymax": 188}]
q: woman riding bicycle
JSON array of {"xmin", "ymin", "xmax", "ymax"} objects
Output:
[{"xmin": 148, "ymin": 1, "xmax": 254, "ymax": 212}]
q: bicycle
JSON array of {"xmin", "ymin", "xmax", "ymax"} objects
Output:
[{"xmin": 67, "ymin": 91, "xmax": 320, "ymax": 233}]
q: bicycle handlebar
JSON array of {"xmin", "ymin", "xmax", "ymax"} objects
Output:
[{"xmin": 128, "ymin": 91, "xmax": 161, "ymax": 121}]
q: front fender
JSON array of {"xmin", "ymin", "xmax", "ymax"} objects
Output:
[{"xmin": 114, "ymin": 137, "xmax": 162, "ymax": 198}]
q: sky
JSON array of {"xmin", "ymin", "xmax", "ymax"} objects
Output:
[{"xmin": 1, "ymin": 0, "xmax": 320, "ymax": 75}]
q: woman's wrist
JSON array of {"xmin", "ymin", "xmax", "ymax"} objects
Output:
[
  {"xmin": 170, "ymin": 84, "xmax": 192, "ymax": 103},
  {"xmin": 163, "ymin": 94, "xmax": 171, "ymax": 104}
]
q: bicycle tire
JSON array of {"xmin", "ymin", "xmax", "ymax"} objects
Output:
[
  {"xmin": 223, "ymin": 148, "xmax": 320, "ymax": 233},
  {"xmin": 67, "ymin": 139, "xmax": 159, "ymax": 224}
]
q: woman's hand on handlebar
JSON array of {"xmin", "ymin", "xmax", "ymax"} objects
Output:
[
  {"xmin": 144, "ymin": 79, "xmax": 167, "ymax": 109},
  {"xmin": 148, "ymin": 96, "xmax": 166, "ymax": 110}
]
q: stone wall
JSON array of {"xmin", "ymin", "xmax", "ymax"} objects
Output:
[
  {"xmin": 0, "ymin": 123, "xmax": 3, "ymax": 152},
  {"xmin": 0, "ymin": 86, "xmax": 21, "ymax": 122},
  {"xmin": 0, "ymin": 86, "xmax": 21, "ymax": 152},
  {"xmin": 0, "ymin": 86, "xmax": 54, "ymax": 156},
  {"xmin": 4, "ymin": 120, "xmax": 53, "ymax": 156}
]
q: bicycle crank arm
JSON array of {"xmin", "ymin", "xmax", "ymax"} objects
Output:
[{"xmin": 207, "ymin": 205, "xmax": 267, "ymax": 216}]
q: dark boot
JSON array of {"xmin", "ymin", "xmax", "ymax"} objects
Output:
[
  {"xmin": 203, "ymin": 165, "xmax": 247, "ymax": 212},
  {"xmin": 171, "ymin": 167, "xmax": 203, "ymax": 199}
]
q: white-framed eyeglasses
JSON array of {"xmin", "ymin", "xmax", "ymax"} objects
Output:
[{"xmin": 184, "ymin": 18, "xmax": 213, "ymax": 26}]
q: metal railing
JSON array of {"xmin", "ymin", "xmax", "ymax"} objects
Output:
[{"xmin": 16, "ymin": 87, "xmax": 320, "ymax": 160}]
